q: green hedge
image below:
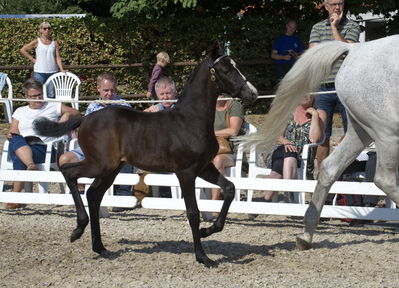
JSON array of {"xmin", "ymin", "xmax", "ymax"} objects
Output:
[{"xmin": 0, "ymin": 16, "xmax": 315, "ymax": 118}]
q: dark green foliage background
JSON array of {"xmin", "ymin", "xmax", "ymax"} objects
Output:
[{"xmin": 0, "ymin": 13, "xmax": 357, "ymax": 116}]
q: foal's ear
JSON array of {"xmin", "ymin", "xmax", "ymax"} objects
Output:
[{"xmin": 209, "ymin": 41, "xmax": 224, "ymax": 60}]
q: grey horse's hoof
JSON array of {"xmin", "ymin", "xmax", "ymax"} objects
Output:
[{"xmin": 296, "ymin": 236, "xmax": 312, "ymax": 250}]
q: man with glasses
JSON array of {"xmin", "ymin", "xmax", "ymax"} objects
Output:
[
  {"xmin": 5, "ymin": 78, "xmax": 80, "ymax": 209},
  {"xmin": 309, "ymin": 0, "xmax": 360, "ymax": 172}
]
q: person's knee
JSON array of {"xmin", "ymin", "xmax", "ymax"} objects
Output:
[
  {"xmin": 269, "ymin": 171, "xmax": 282, "ymax": 179},
  {"xmin": 212, "ymin": 155, "xmax": 223, "ymax": 170},
  {"xmin": 59, "ymin": 152, "xmax": 78, "ymax": 166}
]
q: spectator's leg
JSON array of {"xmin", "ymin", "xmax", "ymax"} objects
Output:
[
  {"xmin": 9, "ymin": 136, "xmax": 39, "ymax": 193},
  {"xmin": 264, "ymin": 170, "xmax": 282, "ymax": 201},
  {"xmin": 14, "ymin": 146, "xmax": 36, "ymax": 168},
  {"xmin": 363, "ymin": 152, "xmax": 378, "ymax": 206},
  {"xmin": 33, "ymin": 72, "xmax": 46, "ymax": 84},
  {"xmin": 283, "ymin": 157, "xmax": 299, "ymax": 203},
  {"xmin": 315, "ymin": 86, "xmax": 335, "ymax": 174},
  {"xmin": 336, "ymin": 95, "xmax": 348, "ymax": 133},
  {"xmin": 115, "ymin": 163, "xmax": 134, "ymax": 196},
  {"xmin": 211, "ymin": 154, "xmax": 234, "ymax": 200},
  {"xmin": 59, "ymin": 150, "xmax": 85, "ymax": 193},
  {"xmin": 34, "ymin": 72, "xmax": 55, "ymax": 98}
]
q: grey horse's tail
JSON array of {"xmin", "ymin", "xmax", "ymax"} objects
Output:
[
  {"xmin": 34, "ymin": 116, "xmax": 82, "ymax": 138},
  {"xmin": 237, "ymin": 40, "xmax": 353, "ymax": 152}
]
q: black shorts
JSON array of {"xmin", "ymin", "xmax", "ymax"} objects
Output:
[{"xmin": 271, "ymin": 145, "xmax": 299, "ymax": 175}]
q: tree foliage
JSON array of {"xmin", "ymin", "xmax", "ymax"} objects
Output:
[{"xmin": 1, "ymin": 0, "xmax": 398, "ymax": 22}]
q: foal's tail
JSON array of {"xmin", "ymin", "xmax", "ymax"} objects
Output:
[
  {"xmin": 34, "ymin": 116, "xmax": 83, "ymax": 138},
  {"xmin": 238, "ymin": 40, "xmax": 353, "ymax": 152}
]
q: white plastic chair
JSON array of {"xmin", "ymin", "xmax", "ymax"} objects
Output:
[
  {"xmin": 244, "ymin": 124, "xmax": 322, "ymax": 204},
  {"xmin": 0, "ymin": 76, "xmax": 13, "ymax": 123},
  {"xmin": 43, "ymin": 72, "xmax": 81, "ymax": 110},
  {"xmin": 0, "ymin": 138, "xmax": 63, "ymax": 193},
  {"xmin": 244, "ymin": 124, "xmax": 271, "ymax": 202}
]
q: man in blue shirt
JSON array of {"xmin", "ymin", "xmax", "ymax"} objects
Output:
[
  {"xmin": 58, "ymin": 72, "xmax": 134, "ymax": 206},
  {"xmin": 271, "ymin": 19, "xmax": 304, "ymax": 81}
]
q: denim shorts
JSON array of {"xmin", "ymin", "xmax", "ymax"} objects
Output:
[
  {"xmin": 70, "ymin": 146, "xmax": 85, "ymax": 161},
  {"xmin": 9, "ymin": 134, "xmax": 55, "ymax": 170},
  {"xmin": 315, "ymin": 84, "xmax": 347, "ymax": 138}
]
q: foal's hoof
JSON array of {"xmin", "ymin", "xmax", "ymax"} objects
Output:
[
  {"xmin": 198, "ymin": 256, "xmax": 218, "ymax": 268},
  {"xmin": 70, "ymin": 228, "xmax": 84, "ymax": 243},
  {"xmin": 199, "ymin": 227, "xmax": 212, "ymax": 238},
  {"xmin": 296, "ymin": 236, "xmax": 312, "ymax": 250},
  {"xmin": 99, "ymin": 249, "xmax": 115, "ymax": 259}
]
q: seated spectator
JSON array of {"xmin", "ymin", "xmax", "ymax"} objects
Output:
[
  {"xmin": 263, "ymin": 94, "xmax": 325, "ymax": 203},
  {"xmin": 144, "ymin": 76, "xmax": 176, "ymax": 112},
  {"xmin": 143, "ymin": 76, "xmax": 177, "ymax": 198},
  {"xmin": 58, "ymin": 72, "xmax": 134, "ymax": 210},
  {"xmin": 212, "ymin": 94, "xmax": 244, "ymax": 201},
  {"xmin": 5, "ymin": 78, "xmax": 80, "ymax": 209}
]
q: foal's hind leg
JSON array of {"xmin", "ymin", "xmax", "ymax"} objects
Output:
[
  {"xmin": 297, "ymin": 123, "xmax": 371, "ymax": 250},
  {"xmin": 176, "ymin": 170, "xmax": 216, "ymax": 268},
  {"xmin": 373, "ymin": 140, "xmax": 399, "ymax": 205},
  {"xmin": 61, "ymin": 162, "xmax": 90, "ymax": 242},
  {"xmin": 198, "ymin": 163, "xmax": 235, "ymax": 238}
]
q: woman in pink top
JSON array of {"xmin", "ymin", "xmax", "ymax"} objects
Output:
[{"xmin": 20, "ymin": 22, "xmax": 66, "ymax": 97}]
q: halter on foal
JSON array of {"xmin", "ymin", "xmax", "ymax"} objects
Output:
[{"xmin": 34, "ymin": 42, "xmax": 258, "ymax": 267}]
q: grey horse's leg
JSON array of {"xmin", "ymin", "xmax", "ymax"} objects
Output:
[
  {"xmin": 296, "ymin": 120, "xmax": 371, "ymax": 250},
  {"xmin": 373, "ymin": 139, "xmax": 399, "ymax": 205}
]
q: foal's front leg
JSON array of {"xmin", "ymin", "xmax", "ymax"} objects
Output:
[
  {"xmin": 87, "ymin": 171, "xmax": 119, "ymax": 256},
  {"xmin": 177, "ymin": 172, "xmax": 216, "ymax": 268},
  {"xmin": 198, "ymin": 163, "xmax": 235, "ymax": 238}
]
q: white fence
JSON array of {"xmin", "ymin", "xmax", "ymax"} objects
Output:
[{"xmin": 0, "ymin": 170, "xmax": 398, "ymax": 221}]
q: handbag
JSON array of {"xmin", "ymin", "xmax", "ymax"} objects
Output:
[
  {"xmin": 216, "ymin": 136, "xmax": 232, "ymax": 154},
  {"xmin": 216, "ymin": 102, "xmax": 232, "ymax": 154}
]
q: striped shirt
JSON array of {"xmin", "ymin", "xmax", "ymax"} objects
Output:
[{"xmin": 309, "ymin": 17, "xmax": 360, "ymax": 83}]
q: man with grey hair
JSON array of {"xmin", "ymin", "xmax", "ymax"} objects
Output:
[
  {"xmin": 309, "ymin": 0, "xmax": 360, "ymax": 170},
  {"xmin": 144, "ymin": 76, "xmax": 177, "ymax": 112}
]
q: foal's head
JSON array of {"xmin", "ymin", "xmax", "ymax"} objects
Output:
[{"xmin": 207, "ymin": 41, "xmax": 258, "ymax": 103}]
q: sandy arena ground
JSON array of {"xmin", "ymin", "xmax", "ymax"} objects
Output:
[
  {"xmin": 2, "ymin": 120, "xmax": 399, "ymax": 288},
  {"xmin": 1, "ymin": 203, "xmax": 399, "ymax": 288}
]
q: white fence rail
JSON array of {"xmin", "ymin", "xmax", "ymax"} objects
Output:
[
  {"xmin": 0, "ymin": 170, "xmax": 139, "ymax": 208},
  {"xmin": 1, "ymin": 170, "xmax": 398, "ymax": 221}
]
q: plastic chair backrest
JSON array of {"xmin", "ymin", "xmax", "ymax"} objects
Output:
[
  {"xmin": 0, "ymin": 76, "xmax": 13, "ymax": 123},
  {"xmin": 44, "ymin": 72, "xmax": 81, "ymax": 110}
]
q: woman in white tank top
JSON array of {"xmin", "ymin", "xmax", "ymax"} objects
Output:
[{"xmin": 20, "ymin": 21, "xmax": 66, "ymax": 97}]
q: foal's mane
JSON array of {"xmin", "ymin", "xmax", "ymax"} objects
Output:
[{"xmin": 175, "ymin": 57, "xmax": 208, "ymax": 105}]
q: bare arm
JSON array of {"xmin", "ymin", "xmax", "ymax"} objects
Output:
[
  {"xmin": 20, "ymin": 39, "xmax": 38, "ymax": 64},
  {"xmin": 277, "ymin": 129, "xmax": 298, "ymax": 153},
  {"xmin": 271, "ymin": 50, "xmax": 292, "ymax": 61},
  {"xmin": 215, "ymin": 116, "xmax": 243, "ymax": 137},
  {"xmin": 143, "ymin": 105, "xmax": 161, "ymax": 113},
  {"xmin": 59, "ymin": 105, "xmax": 80, "ymax": 122},
  {"xmin": 7, "ymin": 118, "xmax": 20, "ymax": 139},
  {"xmin": 330, "ymin": 12, "xmax": 357, "ymax": 44},
  {"xmin": 307, "ymin": 107, "xmax": 325, "ymax": 143},
  {"xmin": 54, "ymin": 41, "xmax": 66, "ymax": 73}
]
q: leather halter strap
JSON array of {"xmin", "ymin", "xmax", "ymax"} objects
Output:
[{"xmin": 207, "ymin": 55, "xmax": 247, "ymax": 98}]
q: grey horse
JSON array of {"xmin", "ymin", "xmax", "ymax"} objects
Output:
[{"xmin": 240, "ymin": 35, "xmax": 399, "ymax": 250}]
